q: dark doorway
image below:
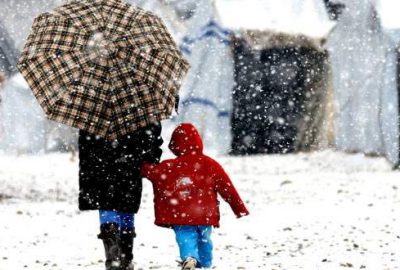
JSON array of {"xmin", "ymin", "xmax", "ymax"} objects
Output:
[{"xmin": 231, "ymin": 38, "xmax": 326, "ymax": 155}]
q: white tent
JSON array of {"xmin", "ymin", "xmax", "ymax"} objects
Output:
[
  {"xmin": 166, "ymin": 0, "xmax": 234, "ymax": 155},
  {"xmin": 328, "ymin": 0, "xmax": 399, "ymax": 164},
  {"xmin": 0, "ymin": 74, "xmax": 48, "ymax": 153}
]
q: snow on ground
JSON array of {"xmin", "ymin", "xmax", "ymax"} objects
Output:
[{"xmin": 1, "ymin": 150, "xmax": 400, "ymax": 269}]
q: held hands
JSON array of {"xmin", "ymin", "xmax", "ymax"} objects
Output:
[{"xmin": 141, "ymin": 147, "xmax": 162, "ymax": 164}]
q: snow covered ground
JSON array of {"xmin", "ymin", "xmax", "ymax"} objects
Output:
[{"xmin": 1, "ymin": 150, "xmax": 400, "ymax": 269}]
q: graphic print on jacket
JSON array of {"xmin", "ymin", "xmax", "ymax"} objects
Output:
[{"xmin": 141, "ymin": 123, "xmax": 249, "ymax": 227}]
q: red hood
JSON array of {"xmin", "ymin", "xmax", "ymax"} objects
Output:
[{"xmin": 169, "ymin": 123, "xmax": 203, "ymax": 156}]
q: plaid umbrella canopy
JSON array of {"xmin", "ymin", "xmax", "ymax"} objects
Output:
[{"xmin": 17, "ymin": 0, "xmax": 189, "ymax": 140}]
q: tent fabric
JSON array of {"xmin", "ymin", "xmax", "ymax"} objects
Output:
[
  {"xmin": 0, "ymin": 0, "xmax": 63, "ymax": 50},
  {"xmin": 172, "ymin": 0, "xmax": 234, "ymax": 155},
  {"xmin": 328, "ymin": 0, "xmax": 399, "ymax": 164},
  {"xmin": 0, "ymin": 20, "xmax": 19, "ymax": 76},
  {"xmin": 0, "ymin": 74, "xmax": 48, "ymax": 153},
  {"xmin": 378, "ymin": 0, "xmax": 400, "ymax": 29},
  {"xmin": 295, "ymin": 61, "xmax": 334, "ymax": 152},
  {"xmin": 0, "ymin": 73, "xmax": 78, "ymax": 153},
  {"xmin": 216, "ymin": 0, "xmax": 335, "ymax": 38}
]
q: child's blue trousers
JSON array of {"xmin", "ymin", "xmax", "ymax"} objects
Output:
[{"xmin": 173, "ymin": 225, "xmax": 213, "ymax": 268}]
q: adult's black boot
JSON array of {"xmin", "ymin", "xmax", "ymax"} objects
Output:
[
  {"xmin": 120, "ymin": 228, "xmax": 136, "ymax": 270},
  {"xmin": 98, "ymin": 222, "xmax": 121, "ymax": 270}
]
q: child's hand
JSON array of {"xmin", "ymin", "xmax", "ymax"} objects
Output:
[{"xmin": 142, "ymin": 147, "xmax": 162, "ymax": 163}]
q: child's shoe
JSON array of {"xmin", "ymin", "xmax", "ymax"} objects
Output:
[{"xmin": 182, "ymin": 257, "xmax": 197, "ymax": 270}]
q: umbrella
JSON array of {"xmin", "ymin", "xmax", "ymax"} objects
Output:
[
  {"xmin": 0, "ymin": 20, "xmax": 19, "ymax": 76},
  {"xmin": 17, "ymin": 0, "xmax": 189, "ymax": 140}
]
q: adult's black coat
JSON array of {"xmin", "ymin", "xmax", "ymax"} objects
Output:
[{"xmin": 78, "ymin": 122, "xmax": 163, "ymax": 213}]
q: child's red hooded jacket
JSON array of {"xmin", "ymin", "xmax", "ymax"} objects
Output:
[{"xmin": 141, "ymin": 123, "xmax": 249, "ymax": 227}]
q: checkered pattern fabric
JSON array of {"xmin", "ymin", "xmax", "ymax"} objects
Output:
[{"xmin": 17, "ymin": 0, "xmax": 189, "ymax": 140}]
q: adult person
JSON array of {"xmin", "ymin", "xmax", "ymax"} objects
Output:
[
  {"xmin": 16, "ymin": 2, "xmax": 188, "ymax": 268},
  {"xmin": 79, "ymin": 123, "xmax": 163, "ymax": 270}
]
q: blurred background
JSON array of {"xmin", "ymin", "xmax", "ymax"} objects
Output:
[
  {"xmin": 1, "ymin": 0, "xmax": 400, "ymax": 165},
  {"xmin": 3, "ymin": 1, "xmax": 400, "ymax": 269}
]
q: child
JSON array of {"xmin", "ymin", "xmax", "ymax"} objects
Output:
[{"xmin": 141, "ymin": 123, "xmax": 249, "ymax": 270}]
